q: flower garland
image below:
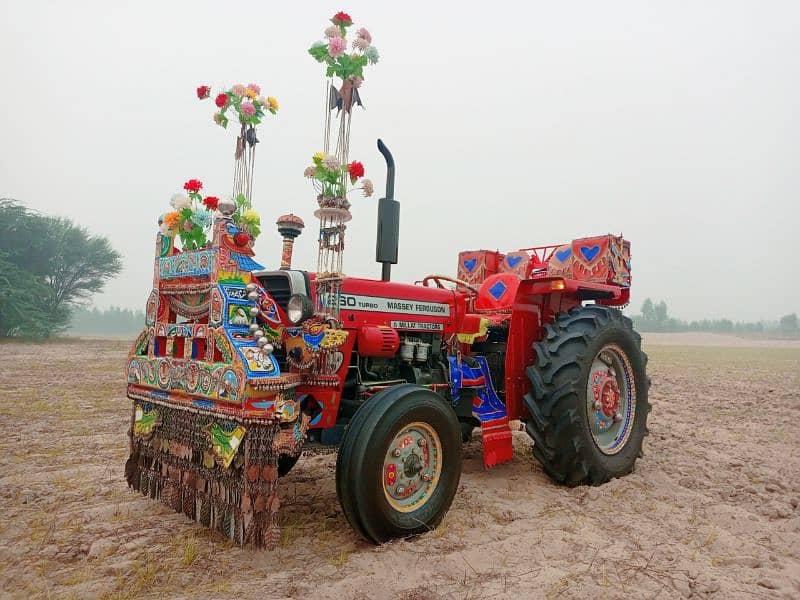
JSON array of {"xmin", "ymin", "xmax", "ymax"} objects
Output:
[
  {"xmin": 196, "ymin": 83, "xmax": 278, "ymax": 129},
  {"xmin": 308, "ymin": 13, "xmax": 379, "ymax": 98},
  {"xmin": 304, "ymin": 152, "xmax": 373, "ymax": 203},
  {"xmin": 159, "ymin": 179, "xmax": 261, "ymax": 249},
  {"xmin": 159, "ymin": 179, "xmax": 216, "ymax": 250}
]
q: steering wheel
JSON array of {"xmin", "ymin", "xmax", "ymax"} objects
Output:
[{"xmin": 421, "ymin": 274, "xmax": 479, "ymax": 297}]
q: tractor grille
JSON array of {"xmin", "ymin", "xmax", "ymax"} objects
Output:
[
  {"xmin": 258, "ymin": 273, "xmax": 292, "ymax": 311},
  {"xmin": 272, "ymin": 345, "xmax": 287, "ymax": 371}
]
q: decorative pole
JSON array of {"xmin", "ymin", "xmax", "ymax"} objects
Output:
[
  {"xmin": 306, "ymin": 12, "xmax": 377, "ymax": 329},
  {"xmin": 276, "ymin": 214, "xmax": 305, "ymax": 269},
  {"xmin": 196, "ymin": 83, "xmax": 279, "ymax": 246}
]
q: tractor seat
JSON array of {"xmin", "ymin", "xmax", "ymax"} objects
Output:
[{"xmin": 474, "ymin": 272, "xmax": 520, "ymax": 315}]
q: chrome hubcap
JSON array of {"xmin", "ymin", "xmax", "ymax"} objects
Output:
[
  {"xmin": 586, "ymin": 344, "xmax": 636, "ymax": 455},
  {"xmin": 382, "ymin": 422, "xmax": 442, "ymax": 512}
]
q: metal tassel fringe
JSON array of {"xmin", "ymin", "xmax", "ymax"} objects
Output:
[{"xmin": 126, "ymin": 404, "xmax": 281, "ymax": 549}]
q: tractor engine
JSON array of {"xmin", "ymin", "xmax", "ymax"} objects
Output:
[{"xmin": 340, "ymin": 330, "xmax": 450, "ymax": 419}]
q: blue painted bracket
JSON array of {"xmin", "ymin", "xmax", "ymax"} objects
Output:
[{"xmin": 447, "ymin": 356, "xmax": 507, "ymax": 423}]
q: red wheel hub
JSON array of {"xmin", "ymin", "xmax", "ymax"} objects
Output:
[{"xmin": 592, "ymin": 370, "xmax": 620, "ymax": 417}]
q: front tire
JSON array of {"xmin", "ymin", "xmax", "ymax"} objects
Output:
[
  {"xmin": 524, "ymin": 305, "xmax": 649, "ymax": 486},
  {"xmin": 277, "ymin": 453, "xmax": 300, "ymax": 477},
  {"xmin": 336, "ymin": 384, "xmax": 462, "ymax": 543}
]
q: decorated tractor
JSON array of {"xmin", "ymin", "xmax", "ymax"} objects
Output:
[{"xmin": 125, "ymin": 12, "xmax": 649, "ymax": 548}]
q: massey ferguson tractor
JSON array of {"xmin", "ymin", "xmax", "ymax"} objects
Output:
[{"xmin": 125, "ymin": 139, "xmax": 649, "ymax": 547}]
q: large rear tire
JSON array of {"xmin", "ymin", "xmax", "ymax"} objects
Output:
[
  {"xmin": 524, "ymin": 305, "xmax": 649, "ymax": 486},
  {"xmin": 336, "ymin": 383, "xmax": 462, "ymax": 543}
]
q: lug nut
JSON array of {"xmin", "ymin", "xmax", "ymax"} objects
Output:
[
  {"xmin": 614, "ymin": 412, "xmax": 623, "ymax": 422},
  {"xmin": 421, "ymin": 474, "xmax": 431, "ymax": 482},
  {"xmin": 252, "ymin": 330, "xmax": 264, "ymax": 340},
  {"xmin": 593, "ymin": 401, "xmax": 603, "ymax": 411},
  {"xmin": 249, "ymin": 323, "xmax": 260, "ymax": 333},
  {"xmin": 257, "ymin": 337, "xmax": 270, "ymax": 348},
  {"xmin": 245, "ymin": 283, "xmax": 257, "ymax": 292},
  {"xmin": 247, "ymin": 291, "xmax": 259, "ymax": 301},
  {"xmin": 250, "ymin": 307, "xmax": 259, "ymax": 317},
  {"xmin": 418, "ymin": 439, "xmax": 426, "ymax": 447},
  {"xmin": 396, "ymin": 485, "xmax": 405, "ymax": 495},
  {"xmin": 392, "ymin": 449, "xmax": 401, "ymax": 457}
]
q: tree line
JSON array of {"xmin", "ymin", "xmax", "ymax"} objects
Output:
[
  {"xmin": 0, "ymin": 199, "xmax": 121, "ymax": 338},
  {"xmin": 67, "ymin": 306, "xmax": 146, "ymax": 337},
  {"xmin": 631, "ymin": 298, "xmax": 799, "ymax": 338}
]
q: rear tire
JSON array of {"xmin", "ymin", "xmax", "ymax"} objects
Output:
[
  {"xmin": 336, "ymin": 384, "xmax": 462, "ymax": 543},
  {"xmin": 524, "ymin": 305, "xmax": 649, "ymax": 486}
]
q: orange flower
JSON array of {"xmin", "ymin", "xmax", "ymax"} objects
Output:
[{"xmin": 163, "ymin": 211, "xmax": 181, "ymax": 229}]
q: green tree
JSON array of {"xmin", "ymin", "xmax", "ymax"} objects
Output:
[
  {"xmin": 0, "ymin": 199, "xmax": 122, "ymax": 338},
  {"xmin": 654, "ymin": 300, "xmax": 668, "ymax": 324},
  {"xmin": 779, "ymin": 313, "xmax": 798, "ymax": 335},
  {"xmin": 641, "ymin": 298, "xmax": 655, "ymax": 322}
]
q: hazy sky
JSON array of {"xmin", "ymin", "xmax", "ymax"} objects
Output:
[{"xmin": 2, "ymin": 1, "xmax": 798, "ymax": 321}]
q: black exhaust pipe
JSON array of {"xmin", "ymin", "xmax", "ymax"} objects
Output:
[{"xmin": 376, "ymin": 139, "xmax": 399, "ymax": 281}]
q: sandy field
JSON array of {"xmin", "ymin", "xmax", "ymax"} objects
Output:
[{"xmin": 0, "ymin": 333, "xmax": 798, "ymax": 599}]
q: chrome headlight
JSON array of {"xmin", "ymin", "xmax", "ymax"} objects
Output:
[{"xmin": 286, "ymin": 293, "xmax": 313, "ymax": 324}]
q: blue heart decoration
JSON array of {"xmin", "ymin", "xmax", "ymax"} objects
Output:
[
  {"xmin": 506, "ymin": 255, "xmax": 523, "ymax": 268},
  {"xmin": 580, "ymin": 245, "xmax": 601, "ymax": 262},
  {"xmin": 463, "ymin": 258, "xmax": 478, "ymax": 272},
  {"xmin": 555, "ymin": 248, "xmax": 572, "ymax": 262}
]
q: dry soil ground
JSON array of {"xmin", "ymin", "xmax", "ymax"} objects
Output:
[{"xmin": 0, "ymin": 335, "xmax": 799, "ymax": 599}]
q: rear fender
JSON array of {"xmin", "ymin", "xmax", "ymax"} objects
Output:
[{"xmin": 504, "ymin": 282, "xmax": 582, "ymax": 421}]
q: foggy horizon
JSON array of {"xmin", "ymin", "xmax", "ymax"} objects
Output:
[{"xmin": 2, "ymin": 1, "xmax": 798, "ymax": 322}]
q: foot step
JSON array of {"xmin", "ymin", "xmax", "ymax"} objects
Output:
[{"xmin": 481, "ymin": 417, "xmax": 514, "ymax": 468}]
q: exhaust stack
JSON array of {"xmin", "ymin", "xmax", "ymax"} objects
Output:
[{"xmin": 375, "ymin": 139, "xmax": 399, "ymax": 281}]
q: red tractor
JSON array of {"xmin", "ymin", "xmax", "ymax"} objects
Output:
[
  {"xmin": 278, "ymin": 141, "xmax": 647, "ymax": 542},
  {"xmin": 126, "ymin": 141, "xmax": 648, "ymax": 546}
]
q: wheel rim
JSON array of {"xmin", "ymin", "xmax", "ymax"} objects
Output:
[
  {"xmin": 586, "ymin": 344, "xmax": 636, "ymax": 455},
  {"xmin": 382, "ymin": 422, "xmax": 442, "ymax": 513}
]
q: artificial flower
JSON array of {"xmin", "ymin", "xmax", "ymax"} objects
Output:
[
  {"xmin": 191, "ymin": 208, "xmax": 212, "ymax": 228},
  {"xmin": 247, "ymin": 83, "xmax": 261, "ymax": 95},
  {"xmin": 203, "ymin": 196, "xmax": 219, "ymax": 210},
  {"xmin": 313, "ymin": 151, "xmax": 325, "ymax": 163},
  {"xmin": 215, "ymin": 93, "xmax": 228, "ymax": 108},
  {"xmin": 324, "ymin": 25, "xmax": 341, "ymax": 39},
  {"xmin": 240, "ymin": 101, "xmax": 256, "ymax": 117},
  {"xmin": 331, "ymin": 11, "xmax": 352, "ymax": 26},
  {"xmin": 353, "ymin": 37, "xmax": 369, "ymax": 51},
  {"xmin": 322, "ymin": 154, "xmax": 341, "ymax": 171},
  {"xmin": 213, "ymin": 112, "xmax": 226, "ymax": 126},
  {"xmin": 170, "ymin": 193, "xmax": 190, "ymax": 210},
  {"xmin": 362, "ymin": 178, "xmax": 374, "ymax": 197},
  {"xmin": 184, "ymin": 179, "xmax": 203, "ymax": 193},
  {"xmin": 233, "ymin": 232, "xmax": 250, "ymax": 247},
  {"xmin": 242, "ymin": 209, "xmax": 260, "ymax": 225},
  {"xmin": 267, "ymin": 96, "xmax": 279, "ymax": 111},
  {"xmin": 163, "ymin": 211, "xmax": 181, "ymax": 229},
  {"xmin": 347, "ymin": 161, "xmax": 365, "ymax": 182},
  {"xmin": 303, "ymin": 166, "xmax": 317, "ymax": 178},
  {"xmin": 196, "ymin": 85, "xmax": 211, "ymax": 99},
  {"xmin": 364, "ymin": 46, "xmax": 379, "ymax": 64},
  {"xmin": 183, "ymin": 219, "xmax": 194, "ymax": 233},
  {"xmin": 356, "ymin": 27, "xmax": 372, "ymax": 44},
  {"xmin": 328, "ymin": 36, "xmax": 346, "ymax": 58},
  {"xmin": 245, "ymin": 88, "xmax": 257, "ymax": 99},
  {"xmin": 231, "ymin": 84, "xmax": 247, "ymax": 97}
]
